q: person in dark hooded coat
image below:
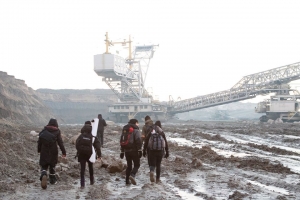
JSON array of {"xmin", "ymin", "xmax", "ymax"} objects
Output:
[
  {"xmin": 96, "ymin": 114, "xmax": 107, "ymax": 147},
  {"xmin": 38, "ymin": 118, "xmax": 66, "ymax": 189},
  {"xmin": 76, "ymin": 121, "xmax": 101, "ymax": 189}
]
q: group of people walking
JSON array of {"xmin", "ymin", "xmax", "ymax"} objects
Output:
[
  {"xmin": 37, "ymin": 114, "xmax": 168, "ymax": 189},
  {"xmin": 120, "ymin": 115, "xmax": 169, "ymax": 185}
]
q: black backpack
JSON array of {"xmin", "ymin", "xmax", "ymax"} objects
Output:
[
  {"xmin": 148, "ymin": 125, "xmax": 166, "ymax": 150},
  {"xmin": 76, "ymin": 133, "xmax": 93, "ymax": 157},
  {"xmin": 120, "ymin": 126, "xmax": 135, "ymax": 149},
  {"xmin": 39, "ymin": 130, "xmax": 56, "ymax": 147}
]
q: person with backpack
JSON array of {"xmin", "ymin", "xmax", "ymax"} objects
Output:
[
  {"xmin": 38, "ymin": 118, "xmax": 66, "ymax": 189},
  {"xmin": 76, "ymin": 121, "xmax": 102, "ymax": 189},
  {"xmin": 120, "ymin": 119, "xmax": 142, "ymax": 185},
  {"xmin": 143, "ymin": 120, "xmax": 169, "ymax": 183}
]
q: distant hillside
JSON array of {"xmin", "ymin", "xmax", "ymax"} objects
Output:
[
  {"xmin": 36, "ymin": 89, "xmax": 117, "ymax": 124},
  {"xmin": 0, "ymin": 71, "xmax": 53, "ymax": 125}
]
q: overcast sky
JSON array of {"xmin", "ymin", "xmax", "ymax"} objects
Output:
[{"xmin": 1, "ymin": 0, "xmax": 300, "ymax": 102}]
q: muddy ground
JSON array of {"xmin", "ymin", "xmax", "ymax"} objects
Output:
[{"xmin": 1, "ymin": 120, "xmax": 300, "ymax": 200}]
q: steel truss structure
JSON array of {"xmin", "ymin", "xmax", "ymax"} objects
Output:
[
  {"xmin": 102, "ymin": 45, "xmax": 158, "ymax": 102},
  {"xmin": 169, "ymin": 62, "xmax": 300, "ymax": 114}
]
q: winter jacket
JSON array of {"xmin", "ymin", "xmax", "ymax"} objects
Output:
[
  {"xmin": 97, "ymin": 117, "xmax": 107, "ymax": 133},
  {"xmin": 141, "ymin": 119, "xmax": 154, "ymax": 142},
  {"xmin": 76, "ymin": 124, "xmax": 101, "ymax": 162},
  {"xmin": 143, "ymin": 125, "xmax": 169, "ymax": 153},
  {"xmin": 38, "ymin": 126, "xmax": 66, "ymax": 166},
  {"xmin": 120, "ymin": 123, "xmax": 142, "ymax": 153}
]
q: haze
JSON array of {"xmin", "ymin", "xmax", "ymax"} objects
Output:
[{"xmin": 1, "ymin": 0, "xmax": 300, "ymax": 102}]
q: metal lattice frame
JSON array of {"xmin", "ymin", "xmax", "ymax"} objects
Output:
[
  {"xmin": 102, "ymin": 45, "xmax": 158, "ymax": 102},
  {"xmin": 169, "ymin": 62, "xmax": 300, "ymax": 114}
]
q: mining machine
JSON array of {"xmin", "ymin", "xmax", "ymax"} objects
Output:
[
  {"xmin": 94, "ymin": 33, "xmax": 300, "ymax": 122},
  {"xmin": 168, "ymin": 62, "xmax": 300, "ymax": 122},
  {"xmin": 94, "ymin": 33, "xmax": 164, "ymax": 122}
]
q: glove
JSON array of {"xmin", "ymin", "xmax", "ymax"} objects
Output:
[
  {"xmin": 120, "ymin": 152, "xmax": 124, "ymax": 159},
  {"xmin": 138, "ymin": 151, "xmax": 142, "ymax": 158},
  {"xmin": 165, "ymin": 151, "xmax": 169, "ymax": 159},
  {"xmin": 143, "ymin": 151, "xmax": 147, "ymax": 157}
]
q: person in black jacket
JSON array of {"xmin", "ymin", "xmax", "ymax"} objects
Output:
[
  {"xmin": 143, "ymin": 120, "xmax": 169, "ymax": 183},
  {"xmin": 120, "ymin": 119, "xmax": 142, "ymax": 185},
  {"xmin": 76, "ymin": 121, "xmax": 101, "ymax": 189},
  {"xmin": 95, "ymin": 114, "xmax": 107, "ymax": 147},
  {"xmin": 38, "ymin": 118, "xmax": 66, "ymax": 189}
]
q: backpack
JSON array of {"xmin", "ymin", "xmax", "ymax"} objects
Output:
[
  {"xmin": 148, "ymin": 125, "xmax": 166, "ymax": 150},
  {"xmin": 76, "ymin": 133, "xmax": 93, "ymax": 157},
  {"xmin": 39, "ymin": 130, "xmax": 56, "ymax": 147},
  {"xmin": 120, "ymin": 126, "xmax": 135, "ymax": 149}
]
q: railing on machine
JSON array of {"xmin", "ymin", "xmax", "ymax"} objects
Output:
[{"xmin": 169, "ymin": 62, "xmax": 300, "ymax": 114}]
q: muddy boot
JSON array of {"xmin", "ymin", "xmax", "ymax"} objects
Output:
[
  {"xmin": 150, "ymin": 171, "xmax": 155, "ymax": 182},
  {"xmin": 129, "ymin": 175, "xmax": 136, "ymax": 185},
  {"xmin": 40, "ymin": 170, "xmax": 47, "ymax": 189},
  {"xmin": 80, "ymin": 178, "xmax": 85, "ymax": 189},
  {"xmin": 156, "ymin": 178, "xmax": 161, "ymax": 184},
  {"xmin": 90, "ymin": 176, "xmax": 95, "ymax": 185},
  {"xmin": 49, "ymin": 174, "xmax": 57, "ymax": 185},
  {"xmin": 125, "ymin": 180, "xmax": 131, "ymax": 186}
]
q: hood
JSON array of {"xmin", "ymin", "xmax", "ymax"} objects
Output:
[
  {"xmin": 145, "ymin": 119, "xmax": 153, "ymax": 126},
  {"xmin": 47, "ymin": 118, "xmax": 58, "ymax": 128}
]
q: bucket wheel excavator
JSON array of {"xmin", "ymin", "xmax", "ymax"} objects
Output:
[{"xmin": 94, "ymin": 33, "xmax": 300, "ymax": 122}]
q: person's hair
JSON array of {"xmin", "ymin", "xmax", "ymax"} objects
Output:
[
  {"xmin": 145, "ymin": 115, "xmax": 151, "ymax": 121},
  {"xmin": 128, "ymin": 119, "xmax": 138, "ymax": 124},
  {"xmin": 155, "ymin": 120, "xmax": 162, "ymax": 128},
  {"xmin": 84, "ymin": 121, "xmax": 91, "ymax": 125},
  {"xmin": 98, "ymin": 114, "xmax": 102, "ymax": 118}
]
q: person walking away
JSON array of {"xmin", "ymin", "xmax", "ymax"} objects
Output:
[
  {"xmin": 38, "ymin": 118, "xmax": 66, "ymax": 189},
  {"xmin": 143, "ymin": 120, "xmax": 169, "ymax": 183},
  {"xmin": 141, "ymin": 115, "xmax": 153, "ymax": 143},
  {"xmin": 96, "ymin": 114, "xmax": 107, "ymax": 147},
  {"xmin": 120, "ymin": 119, "xmax": 142, "ymax": 185},
  {"xmin": 76, "ymin": 121, "xmax": 102, "ymax": 189}
]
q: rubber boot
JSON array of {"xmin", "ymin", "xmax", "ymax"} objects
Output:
[
  {"xmin": 49, "ymin": 174, "xmax": 57, "ymax": 185},
  {"xmin": 150, "ymin": 171, "xmax": 155, "ymax": 182},
  {"xmin": 40, "ymin": 170, "xmax": 47, "ymax": 189},
  {"xmin": 129, "ymin": 174, "xmax": 136, "ymax": 185},
  {"xmin": 90, "ymin": 176, "xmax": 95, "ymax": 185},
  {"xmin": 80, "ymin": 178, "xmax": 85, "ymax": 189}
]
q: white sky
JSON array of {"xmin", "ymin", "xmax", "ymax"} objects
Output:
[{"xmin": 1, "ymin": 0, "xmax": 300, "ymax": 102}]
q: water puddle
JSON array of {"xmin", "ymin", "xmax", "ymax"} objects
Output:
[
  {"xmin": 247, "ymin": 180, "xmax": 290, "ymax": 195},
  {"xmin": 168, "ymin": 137, "xmax": 249, "ymax": 158},
  {"xmin": 168, "ymin": 136, "xmax": 300, "ymax": 173}
]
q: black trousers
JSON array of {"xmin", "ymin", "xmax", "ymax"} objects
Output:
[
  {"xmin": 125, "ymin": 151, "xmax": 140, "ymax": 182},
  {"xmin": 80, "ymin": 159, "xmax": 94, "ymax": 184},
  {"xmin": 41, "ymin": 164, "xmax": 55, "ymax": 175},
  {"xmin": 97, "ymin": 130, "xmax": 104, "ymax": 145},
  {"xmin": 149, "ymin": 150, "xmax": 164, "ymax": 179}
]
